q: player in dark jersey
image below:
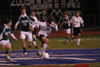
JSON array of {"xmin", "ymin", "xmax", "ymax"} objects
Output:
[
  {"xmin": 14, "ymin": 7, "xmax": 33, "ymax": 55},
  {"xmin": 60, "ymin": 12, "xmax": 72, "ymax": 44},
  {"xmin": 0, "ymin": 18, "xmax": 17, "ymax": 60}
]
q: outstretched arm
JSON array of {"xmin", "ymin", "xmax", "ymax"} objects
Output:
[{"xmin": 51, "ymin": 22, "xmax": 58, "ymax": 31}]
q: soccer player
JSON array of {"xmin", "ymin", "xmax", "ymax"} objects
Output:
[
  {"xmin": 71, "ymin": 11, "xmax": 84, "ymax": 46},
  {"xmin": 0, "ymin": 18, "xmax": 17, "ymax": 60},
  {"xmin": 30, "ymin": 10, "xmax": 39, "ymax": 49},
  {"xmin": 14, "ymin": 7, "xmax": 33, "ymax": 54},
  {"xmin": 60, "ymin": 12, "xmax": 72, "ymax": 44},
  {"xmin": 32, "ymin": 18, "xmax": 58, "ymax": 56}
]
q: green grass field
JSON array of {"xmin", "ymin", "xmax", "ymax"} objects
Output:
[{"xmin": 0, "ymin": 35, "xmax": 100, "ymax": 67}]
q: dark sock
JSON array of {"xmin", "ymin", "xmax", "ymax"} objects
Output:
[
  {"xmin": 23, "ymin": 48, "xmax": 26, "ymax": 53},
  {"xmin": 6, "ymin": 50, "xmax": 9, "ymax": 54},
  {"xmin": 65, "ymin": 37, "xmax": 67, "ymax": 39}
]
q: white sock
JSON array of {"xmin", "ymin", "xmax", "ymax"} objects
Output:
[
  {"xmin": 77, "ymin": 38, "xmax": 80, "ymax": 46},
  {"xmin": 38, "ymin": 43, "xmax": 47, "ymax": 54},
  {"xmin": 33, "ymin": 41, "xmax": 37, "ymax": 46},
  {"xmin": 33, "ymin": 35, "xmax": 36, "ymax": 40}
]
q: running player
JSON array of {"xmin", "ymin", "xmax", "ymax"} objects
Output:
[
  {"xmin": 14, "ymin": 7, "xmax": 33, "ymax": 54},
  {"xmin": 71, "ymin": 11, "xmax": 84, "ymax": 46},
  {"xmin": 32, "ymin": 18, "xmax": 58, "ymax": 56},
  {"xmin": 30, "ymin": 10, "xmax": 39, "ymax": 49},
  {"xmin": 60, "ymin": 12, "xmax": 72, "ymax": 44},
  {"xmin": 0, "ymin": 18, "xmax": 17, "ymax": 60}
]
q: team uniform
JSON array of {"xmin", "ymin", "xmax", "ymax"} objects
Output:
[
  {"xmin": 37, "ymin": 22, "xmax": 58, "ymax": 41},
  {"xmin": 0, "ymin": 24, "xmax": 16, "ymax": 48},
  {"xmin": 32, "ymin": 21, "xmax": 58, "ymax": 54},
  {"xmin": 71, "ymin": 16, "xmax": 84, "ymax": 46},
  {"xmin": 30, "ymin": 16, "xmax": 39, "ymax": 48},
  {"xmin": 62, "ymin": 17, "xmax": 71, "ymax": 34},
  {"xmin": 15, "ymin": 14, "xmax": 32, "ymax": 42},
  {"xmin": 71, "ymin": 16, "xmax": 84, "ymax": 36}
]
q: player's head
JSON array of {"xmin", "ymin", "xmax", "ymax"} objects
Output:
[
  {"xmin": 20, "ymin": 7, "xmax": 27, "ymax": 15},
  {"xmin": 46, "ymin": 17, "xmax": 53, "ymax": 26},
  {"xmin": 75, "ymin": 11, "xmax": 80, "ymax": 17},
  {"xmin": 5, "ymin": 18, "xmax": 12, "ymax": 27},
  {"xmin": 64, "ymin": 12, "xmax": 68, "ymax": 18},
  {"xmin": 30, "ymin": 10, "xmax": 35, "ymax": 16}
]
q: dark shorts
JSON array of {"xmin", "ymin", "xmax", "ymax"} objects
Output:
[
  {"xmin": 63, "ymin": 23, "xmax": 71, "ymax": 29},
  {"xmin": 73, "ymin": 27, "xmax": 82, "ymax": 36},
  {"xmin": 32, "ymin": 28, "xmax": 36, "ymax": 35},
  {"xmin": 38, "ymin": 34, "xmax": 48, "ymax": 43}
]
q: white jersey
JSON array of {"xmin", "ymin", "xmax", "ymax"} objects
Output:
[
  {"xmin": 71, "ymin": 16, "xmax": 84, "ymax": 28},
  {"xmin": 32, "ymin": 21, "xmax": 58, "ymax": 37}
]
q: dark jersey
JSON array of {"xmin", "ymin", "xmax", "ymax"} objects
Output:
[
  {"xmin": 62, "ymin": 17, "xmax": 71, "ymax": 29},
  {"xmin": 15, "ymin": 15, "xmax": 31, "ymax": 32},
  {"xmin": 0, "ymin": 24, "xmax": 12, "ymax": 40}
]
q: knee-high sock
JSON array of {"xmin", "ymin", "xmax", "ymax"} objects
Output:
[
  {"xmin": 33, "ymin": 35, "xmax": 37, "ymax": 46},
  {"xmin": 77, "ymin": 38, "xmax": 80, "ymax": 46},
  {"xmin": 39, "ymin": 43, "xmax": 47, "ymax": 54}
]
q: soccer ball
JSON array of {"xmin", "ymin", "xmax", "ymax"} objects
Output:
[{"xmin": 42, "ymin": 52, "xmax": 49, "ymax": 59}]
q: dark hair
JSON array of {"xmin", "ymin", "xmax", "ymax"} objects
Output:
[
  {"xmin": 46, "ymin": 17, "xmax": 53, "ymax": 24},
  {"xmin": 75, "ymin": 11, "xmax": 80, "ymax": 14},
  {"xmin": 5, "ymin": 18, "xmax": 12, "ymax": 24},
  {"xmin": 64, "ymin": 12, "xmax": 68, "ymax": 15},
  {"xmin": 30, "ymin": 10, "xmax": 34, "ymax": 14},
  {"xmin": 20, "ymin": 6, "xmax": 27, "ymax": 12}
]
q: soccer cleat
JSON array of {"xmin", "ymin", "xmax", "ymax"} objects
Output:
[
  {"xmin": 37, "ymin": 52, "xmax": 42, "ymax": 57},
  {"xmin": 6, "ymin": 56, "xmax": 13, "ymax": 61},
  {"xmin": 23, "ymin": 52, "xmax": 28, "ymax": 55},
  {"xmin": 35, "ymin": 46, "xmax": 38, "ymax": 49}
]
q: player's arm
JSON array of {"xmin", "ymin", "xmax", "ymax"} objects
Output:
[
  {"xmin": 81, "ymin": 18, "xmax": 84, "ymax": 28},
  {"xmin": 9, "ymin": 29, "xmax": 17, "ymax": 41},
  {"xmin": 51, "ymin": 22, "xmax": 58, "ymax": 31},
  {"xmin": 70, "ymin": 17, "xmax": 75, "ymax": 27},
  {"xmin": 14, "ymin": 17, "xmax": 21, "ymax": 30}
]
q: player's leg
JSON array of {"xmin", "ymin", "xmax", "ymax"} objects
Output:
[
  {"xmin": 64, "ymin": 29, "xmax": 72, "ymax": 44},
  {"xmin": 38, "ymin": 35, "xmax": 48, "ymax": 56},
  {"xmin": 0, "ymin": 40, "xmax": 12, "ymax": 60},
  {"xmin": 40, "ymin": 37, "xmax": 48, "ymax": 54},
  {"xmin": 77, "ymin": 33, "xmax": 81, "ymax": 46},
  {"xmin": 27, "ymin": 31, "xmax": 32, "ymax": 49},
  {"xmin": 77, "ymin": 28, "xmax": 82, "ymax": 46},
  {"xmin": 20, "ymin": 31, "xmax": 27, "ymax": 54},
  {"xmin": 32, "ymin": 34, "xmax": 38, "ymax": 49},
  {"xmin": 32, "ymin": 28, "xmax": 38, "ymax": 49}
]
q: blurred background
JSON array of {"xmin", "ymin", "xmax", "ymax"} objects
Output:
[{"xmin": 0, "ymin": 0, "xmax": 100, "ymax": 30}]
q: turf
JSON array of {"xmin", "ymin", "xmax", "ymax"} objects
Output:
[{"xmin": 0, "ymin": 35, "xmax": 100, "ymax": 67}]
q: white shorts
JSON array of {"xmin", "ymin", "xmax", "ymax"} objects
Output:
[
  {"xmin": 0, "ymin": 39, "xmax": 11, "ymax": 48},
  {"xmin": 64, "ymin": 29, "xmax": 71, "ymax": 34},
  {"xmin": 20, "ymin": 31, "xmax": 32, "ymax": 41}
]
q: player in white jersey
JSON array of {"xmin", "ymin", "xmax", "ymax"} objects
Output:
[
  {"xmin": 30, "ymin": 10, "xmax": 39, "ymax": 49},
  {"xmin": 71, "ymin": 11, "xmax": 84, "ymax": 46},
  {"xmin": 32, "ymin": 18, "xmax": 58, "ymax": 56},
  {"xmin": 0, "ymin": 18, "xmax": 17, "ymax": 60},
  {"xmin": 60, "ymin": 12, "xmax": 72, "ymax": 44}
]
